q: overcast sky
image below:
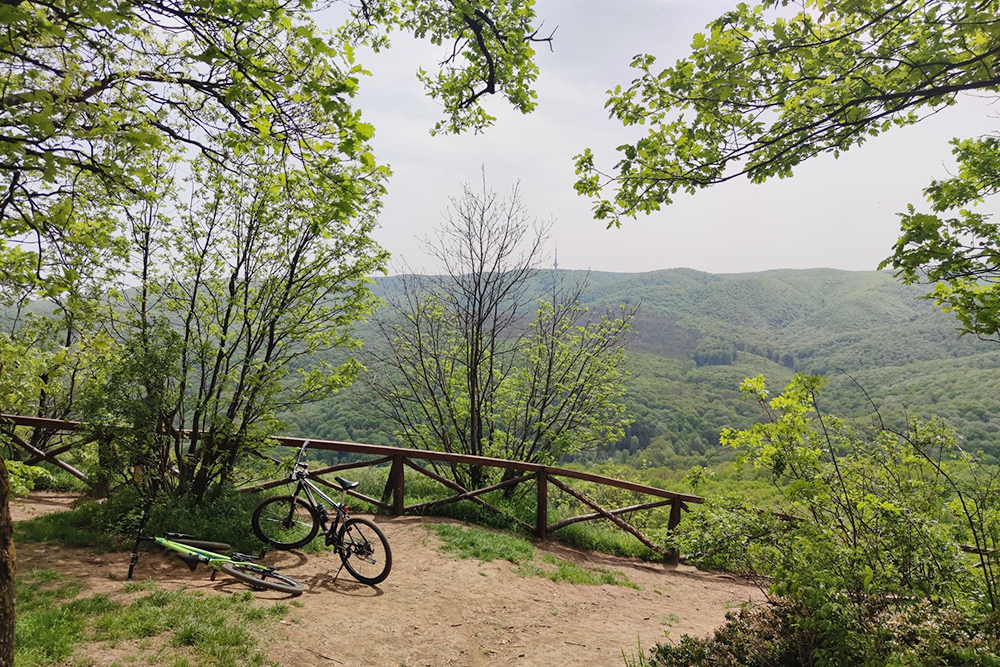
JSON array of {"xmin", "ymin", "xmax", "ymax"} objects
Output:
[{"xmin": 334, "ymin": 0, "xmax": 999, "ymax": 275}]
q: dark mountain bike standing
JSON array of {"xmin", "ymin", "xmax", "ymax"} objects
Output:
[{"xmin": 251, "ymin": 441, "xmax": 392, "ymax": 586}]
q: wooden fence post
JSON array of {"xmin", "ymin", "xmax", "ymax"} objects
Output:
[
  {"xmin": 666, "ymin": 496, "xmax": 683, "ymax": 564},
  {"xmin": 391, "ymin": 455, "xmax": 405, "ymax": 516},
  {"xmin": 536, "ymin": 469, "xmax": 548, "ymax": 539}
]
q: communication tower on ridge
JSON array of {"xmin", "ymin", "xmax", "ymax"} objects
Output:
[{"xmin": 553, "ymin": 245, "xmax": 559, "ymax": 271}]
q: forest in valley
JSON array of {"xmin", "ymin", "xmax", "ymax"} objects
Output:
[{"xmin": 284, "ymin": 267, "xmax": 1000, "ymax": 465}]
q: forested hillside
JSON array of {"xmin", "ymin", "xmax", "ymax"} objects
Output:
[{"xmin": 283, "ymin": 268, "xmax": 1000, "ymax": 464}]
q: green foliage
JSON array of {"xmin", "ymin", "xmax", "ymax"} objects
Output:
[
  {"xmin": 0, "ymin": 0, "xmax": 547, "ymax": 299},
  {"xmin": 340, "ymin": 1, "xmax": 549, "ymax": 135},
  {"xmin": 4, "ymin": 461, "xmax": 55, "ymax": 497},
  {"xmin": 574, "ymin": 0, "xmax": 1000, "ymax": 225},
  {"xmin": 655, "ymin": 374, "xmax": 1000, "ymax": 666},
  {"xmin": 1, "ymin": 0, "xmax": 551, "ymax": 501},
  {"xmin": 643, "ymin": 601, "xmax": 1000, "ymax": 667},
  {"xmin": 884, "ymin": 136, "xmax": 1000, "ymax": 342},
  {"xmin": 14, "ymin": 487, "xmax": 267, "ymax": 553},
  {"xmin": 71, "ymin": 156, "xmax": 389, "ymax": 500}
]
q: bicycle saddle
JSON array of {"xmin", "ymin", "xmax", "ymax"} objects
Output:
[
  {"xmin": 175, "ymin": 553, "xmax": 203, "ymax": 572},
  {"xmin": 334, "ymin": 476, "xmax": 360, "ymax": 491}
]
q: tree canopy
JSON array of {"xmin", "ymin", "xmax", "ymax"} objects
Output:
[
  {"xmin": 574, "ymin": 0, "xmax": 1000, "ymax": 224},
  {"xmin": 1, "ymin": 0, "xmax": 550, "ymax": 303}
]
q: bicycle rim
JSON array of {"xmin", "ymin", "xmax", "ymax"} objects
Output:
[
  {"xmin": 219, "ymin": 562, "xmax": 303, "ymax": 596},
  {"xmin": 252, "ymin": 495, "xmax": 318, "ymax": 549},
  {"xmin": 338, "ymin": 518, "xmax": 392, "ymax": 586}
]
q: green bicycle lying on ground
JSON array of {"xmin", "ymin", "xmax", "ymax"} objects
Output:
[
  {"xmin": 128, "ymin": 531, "xmax": 304, "ymax": 596},
  {"xmin": 251, "ymin": 440, "xmax": 392, "ymax": 586}
]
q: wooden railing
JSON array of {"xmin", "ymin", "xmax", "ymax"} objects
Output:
[{"xmin": 0, "ymin": 414, "xmax": 701, "ymax": 560}]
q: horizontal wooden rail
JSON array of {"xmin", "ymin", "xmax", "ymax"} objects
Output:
[
  {"xmin": 405, "ymin": 471, "xmax": 536, "ymax": 513},
  {"xmin": 0, "ymin": 413, "xmax": 701, "ymax": 503},
  {"xmin": 1, "ymin": 413, "xmax": 698, "ymax": 556},
  {"xmin": 1, "ymin": 414, "xmax": 84, "ymax": 430},
  {"xmin": 402, "ymin": 459, "xmax": 535, "ymax": 532},
  {"xmin": 267, "ymin": 434, "xmax": 703, "ymax": 503}
]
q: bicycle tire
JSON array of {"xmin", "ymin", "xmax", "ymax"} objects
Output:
[
  {"xmin": 219, "ymin": 562, "xmax": 303, "ymax": 596},
  {"xmin": 252, "ymin": 495, "xmax": 319, "ymax": 549},
  {"xmin": 338, "ymin": 517, "xmax": 392, "ymax": 586},
  {"xmin": 170, "ymin": 539, "xmax": 232, "ymax": 553}
]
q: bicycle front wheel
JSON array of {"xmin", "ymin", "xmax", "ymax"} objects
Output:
[
  {"xmin": 252, "ymin": 495, "xmax": 319, "ymax": 549},
  {"xmin": 219, "ymin": 562, "xmax": 303, "ymax": 596},
  {"xmin": 338, "ymin": 517, "xmax": 392, "ymax": 586}
]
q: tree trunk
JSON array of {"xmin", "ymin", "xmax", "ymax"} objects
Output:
[{"xmin": 0, "ymin": 457, "xmax": 15, "ymax": 667}]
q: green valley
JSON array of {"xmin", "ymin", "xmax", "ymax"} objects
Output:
[{"xmin": 283, "ymin": 267, "xmax": 1000, "ymax": 465}]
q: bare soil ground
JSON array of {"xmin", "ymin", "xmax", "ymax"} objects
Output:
[{"xmin": 11, "ymin": 492, "xmax": 762, "ymax": 667}]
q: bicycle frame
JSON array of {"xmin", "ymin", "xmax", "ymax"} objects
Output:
[
  {"xmin": 281, "ymin": 439, "xmax": 353, "ymax": 540},
  {"xmin": 152, "ymin": 537, "xmax": 241, "ymax": 572},
  {"xmin": 288, "ymin": 474, "xmax": 349, "ymax": 540}
]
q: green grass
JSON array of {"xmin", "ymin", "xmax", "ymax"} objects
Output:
[
  {"xmin": 14, "ymin": 487, "xmax": 275, "ymax": 554},
  {"xmin": 429, "ymin": 524, "xmax": 640, "ymax": 589},
  {"xmin": 430, "ymin": 523, "xmax": 535, "ymax": 564},
  {"xmin": 14, "ymin": 508, "xmax": 120, "ymax": 552},
  {"xmin": 15, "ymin": 569, "xmax": 288, "ymax": 667}
]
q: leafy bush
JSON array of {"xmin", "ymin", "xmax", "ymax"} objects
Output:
[
  {"xmin": 642, "ymin": 601, "xmax": 1000, "ymax": 667},
  {"xmin": 5, "ymin": 461, "xmax": 56, "ymax": 497},
  {"xmin": 644, "ymin": 374, "xmax": 1000, "ymax": 666}
]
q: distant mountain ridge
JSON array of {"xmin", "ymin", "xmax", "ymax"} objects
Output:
[{"xmin": 281, "ymin": 268, "xmax": 1000, "ymax": 463}]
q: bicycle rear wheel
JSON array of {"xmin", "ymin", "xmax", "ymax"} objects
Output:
[
  {"xmin": 252, "ymin": 495, "xmax": 319, "ymax": 549},
  {"xmin": 219, "ymin": 562, "xmax": 303, "ymax": 596},
  {"xmin": 171, "ymin": 539, "xmax": 232, "ymax": 553},
  {"xmin": 338, "ymin": 517, "xmax": 392, "ymax": 586}
]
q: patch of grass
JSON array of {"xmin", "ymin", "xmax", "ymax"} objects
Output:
[
  {"xmin": 430, "ymin": 524, "xmax": 535, "ymax": 564},
  {"xmin": 551, "ymin": 520, "xmax": 658, "ymax": 559},
  {"xmin": 518, "ymin": 557, "xmax": 641, "ymax": 589},
  {"xmin": 15, "ymin": 570, "xmax": 94, "ymax": 667},
  {"xmin": 121, "ymin": 579, "xmax": 158, "ymax": 594},
  {"xmin": 15, "ymin": 570, "xmax": 288, "ymax": 667},
  {"xmin": 661, "ymin": 613, "xmax": 681, "ymax": 626},
  {"xmin": 14, "ymin": 508, "xmax": 120, "ymax": 551},
  {"xmin": 430, "ymin": 524, "xmax": 640, "ymax": 589},
  {"xmin": 14, "ymin": 487, "xmax": 274, "ymax": 554}
]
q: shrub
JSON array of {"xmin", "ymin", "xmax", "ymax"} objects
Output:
[
  {"xmin": 5, "ymin": 461, "xmax": 56, "ymax": 497},
  {"xmin": 645, "ymin": 374, "xmax": 1000, "ymax": 666},
  {"xmin": 644, "ymin": 600, "xmax": 1000, "ymax": 667}
]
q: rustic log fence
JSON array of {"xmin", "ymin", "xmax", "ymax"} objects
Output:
[{"xmin": 0, "ymin": 414, "xmax": 701, "ymax": 559}]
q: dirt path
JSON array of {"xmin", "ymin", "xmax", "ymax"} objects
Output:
[{"xmin": 11, "ymin": 493, "xmax": 761, "ymax": 667}]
